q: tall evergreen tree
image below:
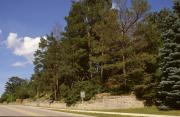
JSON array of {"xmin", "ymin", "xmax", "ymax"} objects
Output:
[
  {"xmin": 33, "ymin": 34, "xmax": 61, "ymax": 100},
  {"xmin": 114, "ymin": 0, "xmax": 150, "ymax": 78},
  {"xmin": 103, "ymin": 0, "xmax": 150, "ymax": 93},
  {"xmin": 82, "ymin": 0, "xmax": 112, "ymax": 80},
  {"xmin": 32, "ymin": 37, "xmax": 47, "ymax": 97},
  {"xmin": 62, "ymin": 1, "xmax": 89, "ymax": 84},
  {"xmin": 157, "ymin": 1, "xmax": 180, "ymax": 109},
  {"xmin": 63, "ymin": 0, "xmax": 112, "ymax": 83},
  {"xmin": 92, "ymin": 9, "xmax": 120, "ymax": 84},
  {"xmin": 132, "ymin": 13, "xmax": 162, "ymax": 105}
]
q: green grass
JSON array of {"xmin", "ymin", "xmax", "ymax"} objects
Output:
[
  {"xmin": 52, "ymin": 106, "xmax": 180, "ymax": 117},
  {"xmin": 53, "ymin": 110, "xmax": 133, "ymax": 117},
  {"xmin": 70, "ymin": 112, "xmax": 133, "ymax": 117},
  {"xmin": 101, "ymin": 106, "xmax": 180, "ymax": 116}
]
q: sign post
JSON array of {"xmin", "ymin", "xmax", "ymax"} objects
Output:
[{"xmin": 80, "ymin": 91, "xmax": 85, "ymax": 104}]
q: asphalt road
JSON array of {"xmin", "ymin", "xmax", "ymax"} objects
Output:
[{"xmin": 0, "ymin": 105, "xmax": 92, "ymax": 116}]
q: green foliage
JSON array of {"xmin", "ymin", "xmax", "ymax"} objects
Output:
[
  {"xmin": 59, "ymin": 84, "xmax": 70, "ymax": 99},
  {"xmin": 134, "ymin": 83, "xmax": 156, "ymax": 106},
  {"xmin": 0, "ymin": 77, "xmax": 35, "ymax": 103},
  {"xmin": 109, "ymin": 84, "xmax": 131, "ymax": 95},
  {"xmin": 0, "ymin": 92, "xmax": 16, "ymax": 103},
  {"xmin": 15, "ymin": 81, "xmax": 31, "ymax": 99},
  {"xmin": 130, "ymin": 7, "xmax": 166, "ymax": 105},
  {"xmin": 5, "ymin": 76, "xmax": 25, "ymax": 94},
  {"xmin": 2, "ymin": 0, "xmax": 178, "ymax": 109},
  {"xmin": 62, "ymin": 81, "xmax": 101, "ymax": 106},
  {"xmin": 157, "ymin": 3, "xmax": 180, "ymax": 110}
]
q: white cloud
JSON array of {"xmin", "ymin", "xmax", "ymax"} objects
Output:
[
  {"xmin": 11, "ymin": 61, "xmax": 29, "ymax": 67},
  {"xmin": 6, "ymin": 32, "xmax": 41, "ymax": 67},
  {"xmin": 0, "ymin": 29, "xmax": 2, "ymax": 41},
  {"xmin": 7, "ymin": 33, "xmax": 20, "ymax": 48}
]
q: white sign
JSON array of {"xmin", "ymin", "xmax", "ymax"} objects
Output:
[{"xmin": 80, "ymin": 91, "xmax": 85, "ymax": 98}]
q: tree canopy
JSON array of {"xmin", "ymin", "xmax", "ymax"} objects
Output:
[{"xmin": 1, "ymin": 0, "xmax": 179, "ymax": 109}]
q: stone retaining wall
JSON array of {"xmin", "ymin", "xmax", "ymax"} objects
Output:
[{"xmin": 22, "ymin": 94, "xmax": 144, "ymax": 110}]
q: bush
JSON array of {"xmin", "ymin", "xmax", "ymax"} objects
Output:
[
  {"xmin": 110, "ymin": 84, "xmax": 131, "ymax": 95},
  {"xmin": 65, "ymin": 89, "xmax": 79, "ymax": 106},
  {"xmin": 16, "ymin": 86, "xmax": 30, "ymax": 99},
  {"xmin": 134, "ymin": 85, "xmax": 145, "ymax": 99},
  {"xmin": 158, "ymin": 105, "xmax": 170, "ymax": 110},
  {"xmin": 59, "ymin": 84, "xmax": 70, "ymax": 98},
  {"xmin": 61, "ymin": 81, "xmax": 101, "ymax": 106},
  {"xmin": 143, "ymin": 93, "xmax": 156, "ymax": 106},
  {"xmin": 0, "ymin": 92, "xmax": 16, "ymax": 103},
  {"xmin": 134, "ymin": 84, "xmax": 156, "ymax": 106},
  {"xmin": 0, "ymin": 92, "xmax": 8, "ymax": 103}
]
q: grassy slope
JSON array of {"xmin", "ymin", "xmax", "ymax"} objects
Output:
[
  {"xmin": 54, "ymin": 110, "xmax": 133, "ymax": 117},
  {"xmin": 53, "ymin": 106, "xmax": 180, "ymax": 117},
  {"xmin": 72, "ymin": 112, "xmax": 133, "ymax": 117},
  {"xmin": 103, "ymin": 106, "xmax": 180, "ymax": 116}
]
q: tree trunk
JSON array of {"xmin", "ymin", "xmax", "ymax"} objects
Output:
[
  {"xmin": 86, "ymin": 6, "xmax": 92, "ymax": 79},
  {"xmin": 37, "ymin": 87, "xmax": 39, "ymax": 98},
  {"xmin": 101, "ymin": 50, "xmax": 104, "ymax": 82},
  {"xmin": 122, "ymin": 32, "xmax": 126, "ymax": 77},
  {"xmin": 88, "ymin": 29, "xmax": 92, "ymax": 79},
  {"xmin": 122, "ymin": 54, "xmax": 126, "ymax": 76},
  {"xmin": 100, "ymin": 64, "xmax": 103, "ymax": 82},
  {"xmin": 56, "ymin": 78, "xmax": 59, "ymax": 100},
  {"xmin": 54, "ymin": 89, "xmax": 57, "ymax": 100}
]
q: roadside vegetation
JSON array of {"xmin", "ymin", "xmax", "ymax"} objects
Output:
[
  {"xmin": 53, "ymin": 107, "xmax": 180, "ymax": 117},
  {"xmin": 64, "ymin": 113, "xmax": 133, "ymax": 117},
  {"xmin": 101, "ymin": 106, "xmax": 180, "ymax": 116},
  {"xmin": 53, "ymin": 110, "xmax": 134, "ymax": 117},
  {"xmin": 0, "ymin": 0, "xmax": 180, "ymax": 111}
]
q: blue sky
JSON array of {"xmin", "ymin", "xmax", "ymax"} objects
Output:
[{"xmin": 0, "ymin": 0, "xmax": 173, "ymax": 96}]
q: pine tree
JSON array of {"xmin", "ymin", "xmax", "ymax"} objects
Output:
[
  {"xmin": 83, "ymin": 0, "xmax": 112, "ymax": 83},
  {"xmin": 102, "ymin": 0, "xmax": 150, "ymax": 93},
  {"xmin": 132, "ymin": 13, "xmax": 163, "ymax": 105},
  {"xmin": 62, "ymin": 1, "xmax": 89, "ymax": 84},
  {"xmin": 33, "ymin": 34, "xmax": 61, "ymax": 100},
  {"xmin": 114, "ymin": 0, "xmax": 150, "ymax": 78},
  {"xmin": 33, "ymin": 37, "xmax": 49, "ymax": 97},
  {"xmin": 157, "ymin": 1, "xmax": 180, "ymax": 109},
  {"xmin": 63, "ymin": 0, "xmax": 112, "ymax": 83},
  {"xmin": 82, "ymin": 0, "xmax": 112, "ymax": 80},
  {"xmin": 92, "ymin": 9, "xmax": 120, "ymax": 84},
  {"xmin": 44, "ymin": 34, "xmax": 61, "ymax": 100}
]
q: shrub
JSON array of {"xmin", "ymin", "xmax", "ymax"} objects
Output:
[
  {"xmin": 59, "ymin": 84, "xmax": 70, "ymax": 98},
  {"xmin": 0, "ymin": 92, "xmax": 16, "ymax": 103},
  {"xmin": 134, "ymin": 85, "xmax": 145, "ymax": 99},
  {"xmin": 63, "ymin": 81, "xmax": 101, "ymax": 106},
  {"xmin": 110, "ymin": 84, "xmax": 131, "ymax": 95},
  {"xmin": 134, "ymin": 84, "xmax": 156, "ymax": 106}
]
